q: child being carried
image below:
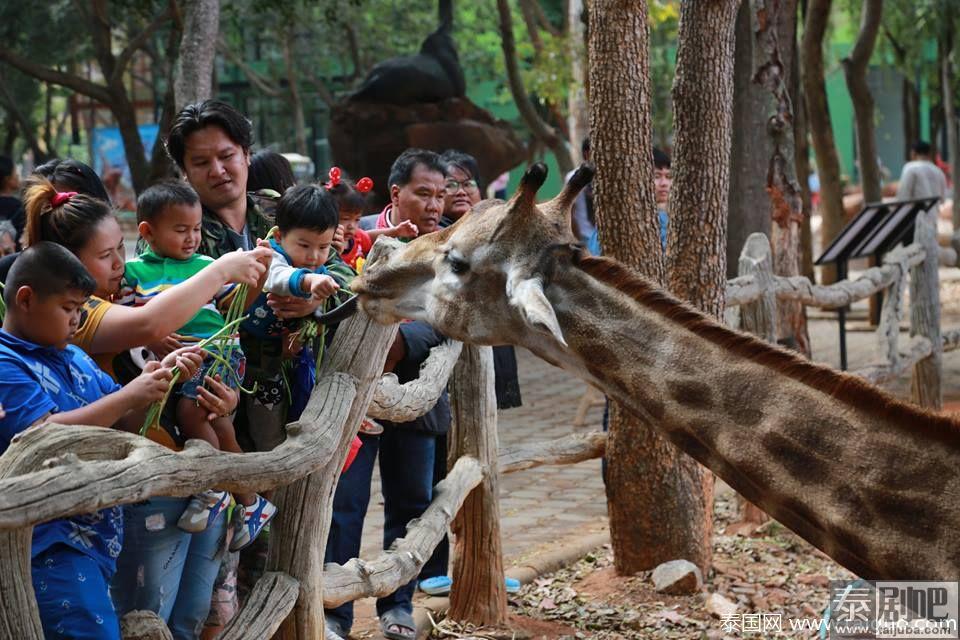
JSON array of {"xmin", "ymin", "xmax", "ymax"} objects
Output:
[{"xmin": 122, "ymin": 181, "xmax": 275, "ymax": 552}]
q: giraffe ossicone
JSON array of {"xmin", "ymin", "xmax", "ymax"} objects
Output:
[{"xmin": 352, "ymin": 163, "xmax": 960, "ymax": 581}]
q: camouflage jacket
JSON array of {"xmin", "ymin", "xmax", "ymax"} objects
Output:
[{"xmin": 199, "ymin": 192, "xmax": 276, "ymax": 259}]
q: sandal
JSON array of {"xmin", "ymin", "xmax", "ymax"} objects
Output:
[
  {"xmin": 379, "ymin": 607, "xmax": 416, "ymax": 640},
  {"xmin": 359, "ymin": 417, "xmax": 384, "ymax": 436},
  {"xmin": 418, "ymin": 575, "xmax": 522, "ymax": 596}
]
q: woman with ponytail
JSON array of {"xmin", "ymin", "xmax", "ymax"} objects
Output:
[{"xmin": 20, "ymin": 174, "xmax": 273, "ymax": 636}]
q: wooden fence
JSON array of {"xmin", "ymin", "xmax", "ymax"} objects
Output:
[
  {"xmin": 726, "ymin": 213, "xmax": 958, "ymax": 409},
  {"xmin": 0, "ymin": 215, "xmax": 956, "ymax": 638}
]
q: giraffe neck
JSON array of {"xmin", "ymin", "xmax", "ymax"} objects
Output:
[{"xmin": 523, "ymin": 256, "xmax": 960, "ymax": 580}]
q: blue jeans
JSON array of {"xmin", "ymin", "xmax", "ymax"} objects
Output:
[
  {"xmin": 111, "ymin": 497, "xmax": 227, "ymax": 640},
  {"xmin": 420, "ymin": 432, "xmax": 448, "ymax": 580},
  {"xmin": 33, "ymin": 545, "xmax": 121, "ymax": 640},
  {"xmin": 324, "ymin": 428, "xmax": 439, "ymax": 632}
]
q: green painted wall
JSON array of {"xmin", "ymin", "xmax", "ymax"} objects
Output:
[{"xmin": 468, "ymin": 80, "xmax": 566, "ymax": 199}]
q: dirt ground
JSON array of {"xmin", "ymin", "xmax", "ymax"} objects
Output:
[{"xmin": 427, "ymin": 483, "xmax": 853, "ymax": 639}]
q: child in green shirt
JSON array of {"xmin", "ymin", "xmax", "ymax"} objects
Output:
[{"xmin": 123, "ymin": 181, "xmax": 275, "ymax": 551}]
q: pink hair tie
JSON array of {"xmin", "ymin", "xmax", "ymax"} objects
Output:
[{"xmin": 51, "ymin": 191, "xmax": 78, "ymax": 207}]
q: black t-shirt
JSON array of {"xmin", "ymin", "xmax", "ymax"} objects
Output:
[{"xmin": 381, "ymin": 320, "xmax": 451, "ymax": 435}]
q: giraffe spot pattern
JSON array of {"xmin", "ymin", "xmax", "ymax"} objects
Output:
[
  {"xmin": 760, "ymin": 431, "xmax": 828, "ymax": 484},
  {"xmin": 667, "ymin": 378, "xmax": 714, "ymax": 410},
  {"xmin": 863, "ymin": 488, "xmax": 941, "ymax": 542},
  {"xmin": 719, "ymin": 374, "xmax": 768, "ymax": 427}
]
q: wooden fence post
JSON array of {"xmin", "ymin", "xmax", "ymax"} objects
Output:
[
  {"xmin": 736, "ymin": 233, "xmax": 774, "ymax": 525},
  {"xmin": 909, "ymin": 211, "xmax": 943, "ymax": 409},
  {"xmin": 268, "ymin": 311, "xmax": 397, "ymax": 640},
  {"xmin": 738, "ymin": 233, "xmax": 777, "ymax": 342},
  {"xmin": 447, "ymin": 345, "xmax": 508, "ymax": 626}
]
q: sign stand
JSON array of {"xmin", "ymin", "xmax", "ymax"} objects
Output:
[{"xmin": 814, "ymin": 197, "xmax": 939, "ymax": 370}]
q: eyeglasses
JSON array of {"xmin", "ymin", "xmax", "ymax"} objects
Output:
[{"xmin": 444, "ymin": 179, "xmax": 479, "ymax": 193}]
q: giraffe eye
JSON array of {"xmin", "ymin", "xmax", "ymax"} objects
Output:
[{"xmin": 445, "ymin": 252, "xmax": 469, "ymax": 275}]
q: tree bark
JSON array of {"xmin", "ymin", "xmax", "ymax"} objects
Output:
[
  {"xmin": 727, "ymin": 1, "xmax": 773, "ymax": 279},
  {"xmin": 174, "ymin": 0, "xmax": 219, "ymax": 109},
  {"xmin": 802, "ymin": 0, "xmax": 846, "ymax": 283},
  {"xmin": 589, "ymin": 0, "xmax": 715, "ymax": 578},
  {"xmin": 497, "ymin": 0, "xmax": 574, "ymax": 174},
  {"xmin": 663, "ymin": 0, "xmax": 738, "ymax": 573},
  {"xmin": 842, "ymin": 0, "xmax": 883, "ymax": 204},
  {"xmin": 753, "ymin": 0, "xmax": 809, "ymax": 354},
  {"xmin": 794, "ymin": 4, "xmax": 816, "ymax": 282},
  {"xmin": 447, "ymin": 346, "xmax": 508, "ymax": 626}
]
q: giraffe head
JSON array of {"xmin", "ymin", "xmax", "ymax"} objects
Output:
[{"xmin": 353, "ymin": 163, "xmax": 594, "ymax": 347}]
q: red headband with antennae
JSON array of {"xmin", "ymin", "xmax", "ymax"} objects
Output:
[{"xmin": 325, "ymin": 167, "xmax": 342, "ymax": 190}]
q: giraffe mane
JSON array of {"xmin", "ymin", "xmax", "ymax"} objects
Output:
[{"xmin": 576, "ymin": 255, "xmax": 960, "ymax": 447}]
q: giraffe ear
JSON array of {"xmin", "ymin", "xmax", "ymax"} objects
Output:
[{"xmin": 506, "ymin": 272, "xmax": 567, "ymax": 347}]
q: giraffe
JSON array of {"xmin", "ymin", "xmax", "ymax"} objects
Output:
[{"xmin": 350, "ymin": 163, "xmax": 960, "ymax": 581}]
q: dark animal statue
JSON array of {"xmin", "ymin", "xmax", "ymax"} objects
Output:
[{"xmin": 349, "ymin": 0, "xmax": 465, "ymax": 104}]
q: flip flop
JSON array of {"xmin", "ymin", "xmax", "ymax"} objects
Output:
[
  {"xmin": 379, "ymin": 607, "xmax": 416, "ymax": 640},
  {"xmin": 418, "ymin": 575, "xmax": 522, "ymax": 596}
]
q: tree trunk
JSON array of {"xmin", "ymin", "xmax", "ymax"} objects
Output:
[
  {"xmin": 447, "ymin": 346, "xmax": 508, "ymax": 626},
  {"xmin": 0, "ymin": 69, "xmax": 47, "ymax": 163},
  {"xmin": 664, "ymin": 0, "xmax": 738, "ymax": 572},
  {"xmin": 842, "ymin": 0, "xmax": 883, "ymax": 204},
  {"xmin": 497, "ymin": 0, "xmax": 574, "ymax": 174},
  {"xmin": 269, "ymin": 312, "xmax": 398, "ymax": 639},
  {"xmin": 727, "ymin": 1, "xmax": 773, "ymax": 279},
  {"xmin": 282, "ymin": 32, "xmax": 309, "ymax": 156},
  {"xmin": 742, "ymin": 0, "xmax": 810, "ymax": 355},
  {"xmin": 903, "ymin": 78, "xmax": 919, "ymax": 161},
  {"xmin": 942, "ymin": 28, "xmax": 960, "ymax": 229},
  {"xmin": 567, "ymin": 0, "xmax": 589, "ymax": 161},
  {"xmin": 802, "ymin": 0, "xmax": 846, "ymax": 283},
  {"xmin": 588, "ymin": 0, "xmax": 677, "ymax": 577},
  {"xmin": 112, "ymin": 90, "xmax": 151, "ymax": 195},
  {"xmin": 794, "ymin": 7, "xmax": 816, "ymax": 282},
  {"xmin": 174, "ymin": 0, "xmax": 219, "ymax": 109}
]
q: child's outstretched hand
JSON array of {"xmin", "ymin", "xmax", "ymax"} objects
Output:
[
  {"xmin": 214, "ymin": 247, "xmax": 270, "ymax": 286},
  {"xmin": 306, "ymin": 274, "xmax": 340, "ymax": 301},
  {"xmin": 387, "ymin": 219, "xmax": 418, "ymax": 239},
  {"xmin": 126, "ymin": 362, "xmax": 175, "ymax": 408},
  {"xmin": 160, "ymin": 345, "xmax": 204, "ymax": 380}
]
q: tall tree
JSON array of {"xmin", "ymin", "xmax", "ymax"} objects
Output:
[
  {"xmin": 174, "ymin": 0, "xmax": 220, "ymax": 109},
  {"xmin": 802, "ymin": 0, "xmax": 846, "ymax": 283},
  {"xmin": 842, "ymin": 0, "xmax": 884, "ymax": 204},
  {"xmin": 941, "ymin": 12, "xmax": 960, "ymax": 229},
  {"xmin": 664, "ymin": 0, "xmax": 739, "ymax": 571},
  {"xmin": 497, "ymin": 0, "xmax": 574, "ymax": 174},
  {"xmin": 587, "ymin": 0, "xmax": 670, "ymax": 576},
  {"xmin": 748, "ymin": 0, "xmax": 810, "ymax": 354},
  {"xmin": 0, "ymin": 2, "xmax": 173, "ymax": 194}
]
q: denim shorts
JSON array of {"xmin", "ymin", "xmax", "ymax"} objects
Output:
[{"xmin": 179, "ymin": 347, "xmax": 246, "ymax": 400}]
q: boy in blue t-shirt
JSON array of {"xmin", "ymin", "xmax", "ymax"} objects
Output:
[{"xmin": 0, "ymin": 243, "xmax": 187, "ymax": 640}]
